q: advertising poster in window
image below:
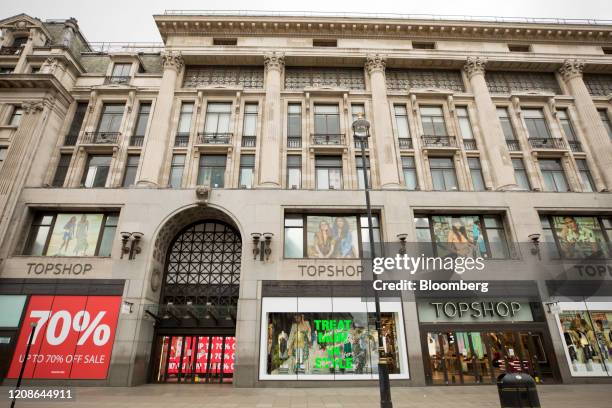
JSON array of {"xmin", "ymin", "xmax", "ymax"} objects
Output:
[
  {"xmin": 431, "ymin": 215, "xmax": 486, "ymax": 258},
  {"xmin": 306, "ymin": 216, "xmax": 358, "ymax": 258},
  {"xmin": 46, "ymin": 214, "xmax": 104, "ymax": 256},
  {"xmin": 7, "ymin": 295, "xmax": 121, "ymax": 379},
  {"xmin": 552, "ymin": 216, "xmax": 607, "ymax": 259}
]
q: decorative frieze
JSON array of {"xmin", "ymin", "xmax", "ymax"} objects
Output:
[
  {"xmin": 183, "ymin": 66, "xmax": 264, "ymax": 89},
  {"xmin": 284, "ymin": 67, "xmax": 365, "ymax": 90},
  {"xmin": 161, "ymin": 51, "xmax": 184, "ymax": 71},
  {"xmin": 463, "ymin": 56, "xmax": 487, "ymax": 79},
  {"xmin": 558, "ymin": 59, "xmax": 585, "ymax": 81},
  {"xmin": 583, "ymin": 73, "xmax": 612, "ymax": 96},
  {"xmin": 386, "ymin": 69, "xmax": 465, "ymax": 92},
  {"xmin": 485, "ymin": 71, "xmax": 560, "ymax": 94}
]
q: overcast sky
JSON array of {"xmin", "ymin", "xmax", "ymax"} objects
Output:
[{"xmin": 2, "ymin": 0, "xmax": 611, "ymax": 43}]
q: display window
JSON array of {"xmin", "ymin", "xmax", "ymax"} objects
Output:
[
  {"xmin": 556, "ymin": 302, "xmax": 612, "ymax": 376},
  {"xmin": 259, "ymin": 297, "xmax": 409, "ymax": 380}
]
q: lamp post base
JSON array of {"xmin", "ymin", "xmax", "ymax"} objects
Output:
[{"xmin": 378, "ymin": 362, "xmax": 393, "ymax": 408}]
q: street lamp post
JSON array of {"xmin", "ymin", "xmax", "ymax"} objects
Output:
[{"xmin": 352, "ymin": 113, "xmax": 393, "ymax": 408}]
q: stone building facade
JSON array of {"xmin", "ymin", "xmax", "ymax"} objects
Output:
[{"xmin": 0, "ymin": 11, "xmax": 611, "ymax": 388}]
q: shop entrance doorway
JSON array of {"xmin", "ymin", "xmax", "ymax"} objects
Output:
[{"xmin": 424, "ymin": 330, "xmax": 557, "ymax": 385}]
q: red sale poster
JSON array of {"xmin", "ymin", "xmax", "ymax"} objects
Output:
[{"xmin": 7, "ymin": 295, "xmax": 121, "ymax": 380}]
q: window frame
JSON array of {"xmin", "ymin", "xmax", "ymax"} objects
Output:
[
  {"xmin": 169, "ymin": 154, "xmax": 186, "ymax": 188},
  {"xmin": 238, "ymin": 154, "xmax": 255, "ymax": 188},
  {"xmin": 541, "ymin": 215, "xmax": 612, "ymax": 260},
  {"xmin": 286, "ymin": 154, "xmax": 302, "ymax": 189},
  {"xmin": 512, "ymin": 158, "xmax": 531, "ymax": 190},
  {"xmin": 539, "ymin": 159, "xmax": 569, "ymax": 192},
  {"xmin": 401, "ymin": 156, "xmax": 418, "ymax": 190},
  {"xmin": 197, "ymin": 154, "xmax": 227, "ymax": 187},
  {"xmin": 122, "ymin": 154, "xmax": 140, "ymax": 187},
  {"xmin": 429, "ymin": 157, "xmax": 458, "ymax": 191},
  {"xmin": 81, "ymin": 154, "xmax": 112, "ymax": 188},
  {"xmin": 8, "ymin": 106, "xmax": 23, "ymax": 127},
  {"xmin": 576, "ymin": 159, "xmax": 595, "ymax": 192},
  {"xmin": 52, "ymin": 153, "xmax": 72, "ymax": 187},
  {"xmin": 419, "ymin": 106, "xmax": 448, "ymax": 137},
  {"xmin": 315, "ymin": 155, "xmax": 343, "ymax": 190},
  {"xmin": 468, "ymin": 157, "xmax": 485, "ymax": 191},
  {"xmin": 313, "ymin": 104, "xmax": 341, "ymax": 136}
]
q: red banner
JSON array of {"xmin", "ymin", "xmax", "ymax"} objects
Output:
[{"xmin": 7, "ymin": 295, "xmax": 121, "ymax": 379}]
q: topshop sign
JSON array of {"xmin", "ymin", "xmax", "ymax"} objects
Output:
[{"xmin": 418, "ymin": 300, "xmax": 534, "ymax": 323}]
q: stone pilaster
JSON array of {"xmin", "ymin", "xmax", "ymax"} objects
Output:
[
  {"xmin": 558, "ymin": 59, "xmax": 612, "ymax": 190},
  {"xmin": 137, "ymin": 51, "xmax": 183, "ymax": 187},
  {"xmin": 365, "ymin": 54, "xmax": 401, "ymax": 189},
  {"xmin": 258, "ymin": 52, "xmax": 284, "ymax": 187},
  {"xmin": 463, "ymin": 56, "xmax": 517, "ymax": 190}
]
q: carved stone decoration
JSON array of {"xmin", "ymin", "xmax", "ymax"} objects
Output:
[
  {"xmin": 284, "ymin": 67, "xmax": 365, "ymax": 90},
  {"xmin": 264, "ymin": 52, "xmax": 285, "ymax": 73},
  {"xmin": 41, "ymin": 57, "xmax": 58, "ymax": 74},
  {"xmin": 583, "ymin": 73, "xmax": 612, "ymax": 96},
  {"xmin": 161, "ymin": 50, "xmax": 184, "ymax": 72},
  {"xmin": 150, "ymin": 268, "xmax": 161, "ymax": 292},
  {"xmin": 365, "ymin": 54, "xmax": 386, "ymax": 74},
  {"xmin": 21, "ymin": 101, "xmax": 44, "ymax": 114},
  {"xmin": 464, "ymin": 56, "xmax": 487, "ymax": 79},
  {"xmin": 195, "ymin": 185, "xmax": 211, "ymax": 206},
  {"xmin": 387, "ymin": 69, "xmax": 465, "ymax": 92},
  {"xmin": 558, "ymin": 59, "xmax": 585, "ymax": 81},
  {"xmin": 183, "ymin": 66, "xmax": 264, "ymax": 89},
  {"xmin": 486, "ymin": 71, "xmax": 561, "ymax": 94}
]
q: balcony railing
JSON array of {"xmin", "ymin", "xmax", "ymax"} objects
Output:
[
  {"xmin": 505, "ymin": 139, "xmax": 521, "ymax": 151},
  {"xmin": 196, "ymin": 132, "xmax": 232, "ymax": 145},
  {"xmin": 241, "ymin": 135, "xmax": 257, "ymax": 147},
  {"xmin": 129, "ymin": 135, "xmax": 144, "ymax": 147},
  {"xmin": 354, "ymin": 138, "xmax": 369, "ymax": 149},
  {"xmin": 311, "ymin": 133, "xmax": 345, "ymax": 146},
  {"xmin": 287, "ymin": 136, "xmax": 302, "ymax": 148},
  {"xmin": 398, "ymin": 138, "xmax": 413, "ymax": 149},
  {"xmin": 0, "ymin": 46, "xmax": 23, "ymax": 56},
  {"xmin": 529, "ymin": 137, "xmax": 567, "ymax": 149},
  {"xmin": 421, "ymin": 135, "xmax": 457, "ymax": 148},
  {"xmin": 568, "ymin": 140, "xmax": 583, "ymax": 152},
  {"xmin": 104, "ymin": 76, "xmax": 131, "ymax": 85},
  {"xmin": 463, "ymin": 139, "xmax": 478, "ymax": 150},
  {"xmin": 64, "ymin": 133, "xmax": 79, "ymax": 146},
  {"xmin": 82, "ymin": 132, "xmax": 120, "ymax": 145},
  {"xmin": 174, "ymin": 132, "xmax": 190, "ymax": 147}
]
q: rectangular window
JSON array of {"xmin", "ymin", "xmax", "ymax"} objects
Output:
[
  {"xmin": 65, "ymin": 102, "xmax": 88, "ymax": 145},
  {"xmin": 25, "ymin": 212, "xmax": 120, "ymax": 257},
  {"xmin": 523, "ymin": 108, "xmax": 552, "ymax": 139},
  {"xmin": 204, "ymin": 102, "xmax": 232, "ymax": 134},
  {"xmin": 287, "ymin": 103, "xmax": 302, "ymax": 148},
  {"xmin": 539, "ymin": 159, "xmax": 568, "ymax": 192},
  {"xmin": 175, "ymin": 102, "xmax": 194, "ymax": 147},
  {"xmin": 198, "ymin": 154, "xmax": 226, "ymax": 187},
  {"xmin": 394, "ymin": 104, "xmax": 411, "ymax": 139},
  {"xmin": 82, "ymin": 155, "xmax": 112, "ymax": 188},
  {"xmin": 286, "ymin": 155, "xmax": 302, "ymax": 189},
  {"xmin": 52, "ymin": 154, "xmax": 72, "ymax": 187},
  {"xmin": 598, "ymin": 109, "xmax": 612, "ymax": 140},
  {"xmin": 420, "ymin": 106, "xmax": 447, "ymax": 136},
  {"xmin": 169, "ymin": 154, "xmax": 185, "ymax": 188},
  {"xmin": 512, "ymin": 158, "xmax": 531, "ymax": 190},
  {"xmin": 213, "ymin": 38, "xmax": 237, "ymax": 46},
  {"xmin": 508, "ymin": 44, "xmax": 530, "ymax": 52},
  {"xmin": 576, "ymin": 159, "xmax": 595, "ymax": 192},
  {"xmin": 413, "ymin": 41, "xmax": 435, "ymax": 49},
  {"xmin": 456, "ymin": 107, "xmax": 474, "ymax": 140},
  {"xmin": 315, "ymin": 156, "xmax": 343, "ymax": 190},
  {"xmin": 468, "ymin": 158, "xmax": 485, "ymax": 191},
  {"xmin": 239, "ymin": 154, "xmax": 255, "ymax": 188},
  {"xmin": 8, "ymin": 106, "xmax": 23, "ymax": 126},
  {"xmin": 401, "ymin": 156, "xmax": 418, "ymax": 190},
  {"xmin": 541, "ymin": 215, "xmax": 611, "ymax": 259},
  {"xmin": 242, "ymin": 103, "xmax": 258, "ymax": 147},
  {"xmin": 111, "ymin": 63, "xmax": 131, "ymax": 78},
  {"xmin": 131, "ymin": 103, "xmax": 151, "ymax": 146},
  {"xmin": 0, "ymin": 147, "xmax": 7, "ymax": 169},
  {"xmin": 314, "ymin": 104, "xmax": 340, "ymax": 135},
  {"xmin": 313, "ymin": 39, "xmax": 337, "ymax": 47},
  {"xmin": 497, "ymin": 107, "xmax": 517, "ymax": 140},
  {"xmin": 355, "ymin": 155, "xmax": 371, "ymax": 190},
  {"xmin": 415, "ymin": 214, "xmax": 509, "ymax": 259},
  {"xmin": 122, "ymin": 155, "xmax": 140, "ymax": 187},
  {"xmin": 429, "ymin": 157, "xmax": 457, "ymax": 191},
  {"xmin": 283, "ymin": 214, "xmax": 380, "ymax": 259},
  {"xmin": 557, "ymin": 109, "xmax": 577, "ymax": 141},
  {"xmin": 97, "ymin": 104, "xmax": 124, "ymax": 134}
]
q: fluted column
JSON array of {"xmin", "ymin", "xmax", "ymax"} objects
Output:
[
  {"xmin": 137, "ymin": 51, "xmax": 183, "ymax": 187},
  {"xmin": 464, "ymin": 57, "xmax": 517, "ymax": 190},
  {"xmin": 365, "ymin": 54, "xmax": 401, "ymax": 189},
  {"xmin": 559, "ymin": 59, "xmax": 612, "ymax": 189},
  {"xmin": 258, "ymin": 52, "xmax": 284, "ymax": 187}
]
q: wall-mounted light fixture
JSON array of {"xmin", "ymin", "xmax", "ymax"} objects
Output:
[
  {"xmin": 528, "ymin": 233, "xmax": 541, "ymax": 260},
  {"xmin": 252, "ymin": 232, "xmax": 274, "ymax": 261},
  {"xmin": 396, "ymin": 233, "xmax": 408, "ymax": 255},
  {"xmin": 120, "ymin": 231, "xmax": 144, "ymax": 260},
  {"xmin": 121, "ymin": 300, "xmax": 134, "ymax": 314}
]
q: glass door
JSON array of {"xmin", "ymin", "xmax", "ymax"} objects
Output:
[{"xmin": 426, "ymin": 332, "xmax": 462, "ymax": 384}]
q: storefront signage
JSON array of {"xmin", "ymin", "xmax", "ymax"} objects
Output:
[
  {"xmin": 26, "ymin": 262, "xmax": 93, "ymax": 276},
  {"xmin": 2, "ymin": 257, "xmax": 113, "ymax": 279},
  {"xmin": 418, "ymin": 300, "xmax": 534, "ymax": 323},
  {"xmin": 7, "ymin": 295, "xmax": 121, "ymax": 379},
  {"xmin": 298, "ymin": 264, "xmax": 362, "ymax": 278}
]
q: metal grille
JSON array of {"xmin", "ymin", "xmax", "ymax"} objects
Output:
[
  {"xmin": 183, "ymin": 66, "xmax": 264, "ymax": 88},
  {"xmin": 485, "ymin": 71, "xmax": 560, "ymax": 94},
  {"xmin": 285, "ymin": 67, "xmax": 365, "ymax": 90},
  {"xmin": 162, "ymin": 221, "xmax": 241, "ymax": 307},
  {"xmin": 583, "ymin": 74, "xmax": 612, "ymax": 96},
  {"xmin": 386, "ymin": 69, "xmax": 465, "ymax": 92}
]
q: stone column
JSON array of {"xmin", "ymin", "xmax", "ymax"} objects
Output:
[
  {"xmin": 258, "ymin": 52, "xmax": 284, "ymax": 187},
  {"xmin": 137, "ymin": 51, "xmax": 183, "ymax": 187},
  {"xmin": 365, "ymin": 54, "xmax": 401, "ymax": 189},
  {"xmin": 464, "ymin": 57, "xmax": 517, "ymax": 190},
  {"xmin": 559, "ymin": 59, "xmax": 612, "ymax": 189}
]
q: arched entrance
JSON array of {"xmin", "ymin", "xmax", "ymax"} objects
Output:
[{"xmin": 150, "ymin": 216, "xmax": 241, "ymax": 384}]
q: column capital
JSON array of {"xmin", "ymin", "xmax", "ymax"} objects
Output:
[
  {"xmin": 21, "ymin": 100, "xmax": 45, "ymax": 114},
  {"xmin": 463, "ymin": 56, "xmax": 487, "ymax": 79},
  {"xmin": 264, "ymin": 52, "xmax": 285, "ymax": 72},
  {"xmin": 161, "ymin": 51, "xmax": 184, "ymax": 72},
  {"xmin": 365, "ymin": 54, "xmax": 386, "ymax": 74},
  {"xmin": 558, "ymin": 59, "xmax": 585, "ymax": 81}
]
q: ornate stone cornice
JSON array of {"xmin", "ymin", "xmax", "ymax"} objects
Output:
[
  {"xmin": 264, "ymin": 52, "xmax": 285, "ymax": 72},
  {"xmin": 463, "ymin": 56, "xmax": 487, "ymax": 79},
  {"xmin": 558, "ymin": 59, "xmax": 585, "ymax": 81},
  {"xmin": 365, "ymin": 54, "xmax": 386, "ymax": 74},
  {"xmin": 161, "ymin": 50, "xmax": 184, "ymax": 71}
]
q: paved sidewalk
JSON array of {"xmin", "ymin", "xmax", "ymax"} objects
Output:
[{"xmin": 2, "ymin": 384, "xmax": 612, "ymax": 408}]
